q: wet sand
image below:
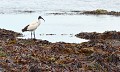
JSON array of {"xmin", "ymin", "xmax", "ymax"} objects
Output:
[{"xmin": 0, "ymin": 29, "xmax": 120, "ymax": 72}]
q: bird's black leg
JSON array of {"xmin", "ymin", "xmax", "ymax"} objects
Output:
[
  {"xmin": 31, "ymin": 31, "xmax": 32, "ymax": 39},
  {"xmin": 34, "ymin": 31, "xmax": 36, "ymax": 39}
]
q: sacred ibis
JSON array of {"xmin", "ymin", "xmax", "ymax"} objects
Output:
[{"xmin": 22, "ymin": 16, "xmax": 45, "ymax": 39}]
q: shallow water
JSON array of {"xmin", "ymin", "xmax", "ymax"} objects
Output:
[
  {"xmin": 1, "ymin": 0, "xmax": 120, "ymax": 43},
  {"xmin": 0, "ymin": 14, "xmax": 120, "ymax": 43}
]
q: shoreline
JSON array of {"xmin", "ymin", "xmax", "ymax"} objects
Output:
[{"xmin": 1, "ymin": 9, "xmax": 120, "ymax": 16}]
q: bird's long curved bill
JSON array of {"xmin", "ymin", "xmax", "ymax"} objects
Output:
[{"xmin": 42, "ymin": 18, "xmax": 45, "ymax": 22}]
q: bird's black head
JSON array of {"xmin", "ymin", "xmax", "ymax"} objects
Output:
[
  {"xmin": 38, "ymin": 16, "xmax": 42, "ymax": 19},
  {"xmin": 38, "ymin": 16, "xmax": 45, "ymax": 21}
]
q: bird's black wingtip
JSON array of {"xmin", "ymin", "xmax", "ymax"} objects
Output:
[
  {"xmin": 22, "ymin": 25, "xmax": 29, "ymax": 32},
  {"xmin": 22, "ymin": 29, "xmax": 25, "ymax": 32}
]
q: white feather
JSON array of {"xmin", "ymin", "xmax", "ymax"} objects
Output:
[{"xmin": 27, "ymin": 20, "xmax": 41, "ymax": 31}]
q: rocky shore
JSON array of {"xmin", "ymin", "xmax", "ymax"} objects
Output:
[
  {"xmin": 76, "ymin": 31, "xmax": 120, "ymax": 40},
  {"xmin": 47, "ymin": 9, "xmax": 120, "ymax": 16},
  {"xmin": 0, "ymin": 29, "xmax": 120, "ymax": 72},
  {"xmin": 82, "ymin": 9, "xmax": 120, "ymax": 16}
]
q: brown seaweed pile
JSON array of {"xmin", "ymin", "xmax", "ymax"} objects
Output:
[
  {"xmin": 75, "ymin": 31, "xmax": 120, "ymax": 40},
  {"xmin": 47, "ymin": 9, "xmax": 120, "ymax": 16},
  {"xmin": 0, "ymin": 29, "xmax": 120, "ymax": 72},
  {"xmin": 0, "ymin": 28, "xmax": 22, "ymax": 40},
  {"xmin": 83, "ymin": 9, "xmax": 120, "ymax": 16}
]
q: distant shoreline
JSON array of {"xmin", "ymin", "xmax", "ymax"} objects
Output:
[{"xmin": 1, "ymin": 9, "xmax": 120, "ymax": 16}]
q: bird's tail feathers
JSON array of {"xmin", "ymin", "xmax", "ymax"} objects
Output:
[{"xmin": 22, "ymin": 25, "xmax": 29, "ymax": 32}]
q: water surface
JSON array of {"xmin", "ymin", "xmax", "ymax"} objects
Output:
[
  {"xmin": 0, "ymin": 0, "xmax": 120, "ymax": 14},
  {"xmin": 0, "ymin": 14, "xmax": 120, "ymax": 43}
]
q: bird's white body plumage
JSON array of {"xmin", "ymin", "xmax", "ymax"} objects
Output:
[{"xmin": 27, "ymin": 20, "xmax": 41, "ymax": 31}]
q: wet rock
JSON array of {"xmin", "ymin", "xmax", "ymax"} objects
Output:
[
  {"xmin": 76, "ymin": 31, "xmax": 120, "ymax": 40},
  {"xmin": 82, "ymin": 9, "xmax": 120, "ymax": 16},
  {"xmin": 48, "ymin": 13, "xmax": 66, "ymax": 15},
  {"xmin": 83, "ymin": 9, "xmax": 108, "ymax": 15},
  {"xmin": 0, "ymin": 28, "xmax": 22, "ymax": 40},
  {"xmin": 16, "ymin": 10, "xmax": 35, "ymax": 13}
]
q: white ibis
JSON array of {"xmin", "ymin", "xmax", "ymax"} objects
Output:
[{"xmin": 22, "ymin": 16, "xmax": 45, "ymax": 39}]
